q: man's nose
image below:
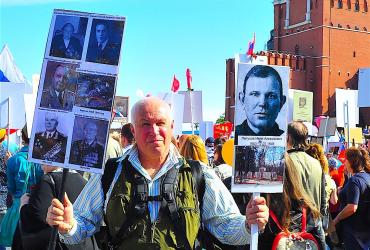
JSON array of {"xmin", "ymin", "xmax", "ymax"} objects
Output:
[
  {"xmin": 257, "ymin": 96, "xmax": 268, "ymax": 106},
  {"xmin": 148, "ymin": 124, "xmax": 160, "ymax": 135}
]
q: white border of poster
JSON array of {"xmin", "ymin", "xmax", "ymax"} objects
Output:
[
  {"xmin": 178, "ymin": 91, "xmax": 203, "ymax": 123},
  {"xmin": 28, "ymin": 9, "xmax": 125, "ymax": 174},
  {"xmin": 232, "ymin": 63, "xmax": 290, "ymax": 193}
]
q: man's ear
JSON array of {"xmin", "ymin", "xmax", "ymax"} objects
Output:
[
  {"xmin": 280, "ymin": 95, "xmax": 287, "ymax": 109},
  {"xmin": 239, "ymin": 92, "xmax": 245, "ymax": 103},
  {"xmin": 171, "ymin": 120, "xmax": 174, "ymax": 130},
  {"xmin": 131, "ymin": 125, "xmax": 135, "ymax": 138}
]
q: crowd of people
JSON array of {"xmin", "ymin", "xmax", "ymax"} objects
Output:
[{"xmin": 0, "ymin": 96, "xmax": 369, "ymax": 249}]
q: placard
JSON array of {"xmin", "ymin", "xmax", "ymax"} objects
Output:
[
  {"xmin": 29, "ymin": 9, "xmax": 125, "ymax": 174},
  {"xmin": 232, "ymin": 64, "xmax": 290, "ymax": 193},
  {"xmin": 336, "ymin": 88, "xmax": 358, "ymax": 128}
]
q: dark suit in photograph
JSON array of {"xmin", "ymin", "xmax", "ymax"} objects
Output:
[
  {"xmin": 69, "ymin": 139, "xmax": 104, "ymax": 168},
  {"xmin": 50, "ymin": 34, "xmax": 82, "ymax": 60},
  {"xmin": 40, "ymin": 88, "xmax": 75, "ymax": 111},
  {"xmin": 86, "ymin": 40, "xmax": 120, "ymax": 65}
]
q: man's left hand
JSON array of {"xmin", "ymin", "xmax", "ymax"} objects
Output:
[{"xmin": 245, "ymin": 196, "xmax": 269, "ymax": 231}]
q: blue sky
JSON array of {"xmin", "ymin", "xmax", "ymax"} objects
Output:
[{"xmin": 0, "ymin": 0, "xmax": 273, "ymax": 122}]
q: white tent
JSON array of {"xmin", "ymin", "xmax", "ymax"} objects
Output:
[{"xmin": 0, "ymin": 44, "xmax": 34, "ymax": 134}]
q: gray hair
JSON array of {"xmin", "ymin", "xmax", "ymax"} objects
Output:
[{"xmin": 131, "ymin": 97, "xmax": 172, "ymax": 125}]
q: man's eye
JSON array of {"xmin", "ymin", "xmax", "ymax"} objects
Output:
[
  {"xmin": 268, "ymin": 94, "xmax": 278, "ymax": 99},
  {"xmin": 249, "ymin": 92, "xmax": 259, "ymax": 97},
  {"xmin": 157, "ymin": 122, "xmax": 166, "ymax": 126}
]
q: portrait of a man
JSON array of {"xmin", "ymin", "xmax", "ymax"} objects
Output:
[
  {"xmin": 32, "ymin": 112, "xmax": 67, "ymax": 163},
  {"xmin": 86, "ymin": 19, "xmax": 124, "ymax": 65},
  {"xmin": 235, "ymin": 65, "xmax": 287, "ymax": 144},
  {"xmin": 40, "ymin": 63, "xmax": 76, "ymax": 111},
  {"xmin": 69, "ymin": 119, "xmax": 106, "ymax": 168},
  {"xmin": 49, "ymin": 22, "xmax": 82, "ymax": 60}
]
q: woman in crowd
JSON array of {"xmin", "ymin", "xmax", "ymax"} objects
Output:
[
  {"xmin": 332, "ymin": 147, "xmax": 370, "ymax": 250},
  {"xmin": 212, "ymin": 144, "xmax": 232, "ymax": 181},
  {"xmin": 0, "ymin": 126, "xmax": 43, "ymax": 247},
  {"xmin": 259, "ymin": 154, "xmax": 324, "ymax": 249},
  {"xmin": 179, "ymin": 135, "xmax": 209, "ymax": 165},
  {"xmin": 19, "ymin": 165, "xmax": 96, "ymax": 250}
]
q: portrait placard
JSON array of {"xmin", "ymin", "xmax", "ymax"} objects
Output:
[
  {"xmin": 232, "ymin": 64, "xmax": 289, "ymax": 193},
  {"xmin": 335, "ymin": 88, "xmax": 359, "ymax": 128},
  {"xmin": 292, "ymin": 89, "xmax": 313, "ymax": 122},
  {"xmin": 113, "ymin": 96, "xmax": 129, "ymax": 119},
  {"xmin": 29, "ymin": 9, "xmax": 125, "ymax": 174}
]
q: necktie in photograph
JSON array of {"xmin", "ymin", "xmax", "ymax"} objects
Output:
[{"xmin": 98, "ymin": 43, "xmax": 103, "ymax": 51}]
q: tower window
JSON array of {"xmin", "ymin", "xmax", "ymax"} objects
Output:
[
  {"xmin": 347, "ymin": 0, "xmax": 352, "ymax": 8},
  {"xmin": 355, "ymin": 26, "xmax": 359, "ymax": 30},
  {"xmin": 364, "ymin": 0, "xmax": 368, "ymax": 11},
  {"xmin": 331, "ymin": 0, "xmax": 335, "ymax": 7},
  {"xmin": 355, "ymin": 0, "xmax": 360, "ymax": 10},
  {"xmin": 353, "ymin": 51, "xmax": 356, "ymax": 57},
  {"xmin": 364, "ymin": 27, "xmax": 368, "ymax": 31},
  {"xmin": 338, "ymin": 0, "xmax": 343, "ymax": 8}
]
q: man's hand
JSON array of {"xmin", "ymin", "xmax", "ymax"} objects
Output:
[
  {"xmin": 245, "ymin": 196, "xmax": 269, "ymax": 231},
  {"xmin": 4, "ymin": 151, "xmax": 12, "ymax": 163},
  {"xmin": 46, "ymin": 193, "xmax": 75, "ymax": 234}
]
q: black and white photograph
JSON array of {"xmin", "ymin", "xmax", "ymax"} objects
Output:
[
  {"xmin": 234, "ymin": 145, "xmax": 285, "ymax": 184},
  {"xmin": 39, "ymin": 60, "xmax": 78, "ymax": 111},
  {"xmin": 49, "ymin": 15, "xmax": 88, "ymax": 60},
  {"xmin": 86, "ymin": 18, "xmax": 125, "ymax": 66},
  {"xmin": 68, "ymin": 116, "xmax": 108, "ymax": 169},
  {"xmin": 30, "ymin": 110, "xmax": 69, "ymax": 163},
  {"xmin": 74, "ymin": 73, "xmax": 115, "ymax": 111},
  {"xmin": 234, "ymin": 64, "xmax": 289, "ymax": 145}
]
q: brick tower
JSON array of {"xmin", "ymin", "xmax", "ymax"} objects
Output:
[{"xmin": 273, "ymin": 0, "xmax": 370, "ymax": 122}]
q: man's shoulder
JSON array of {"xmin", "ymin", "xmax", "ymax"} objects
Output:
[{"xmin": 56, "ymin": 131, "xmax": 67, "ymax": 139}]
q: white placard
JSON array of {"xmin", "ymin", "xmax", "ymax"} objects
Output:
[
  {"xmin": 335, "ymin": 88, "xmax": 358, "ymax": 128},
  {"xmin": 28, "ymin": 10, "xmax": 126, "ymax": 174},
  {"xmin": 199, "ymin": 121, "xmax": 214, "ymax": 141},
  {"xmin": 178, "ymin": 90, "xmax": 203, "ymax": 123},
  {"xmin": 358, "ymin": 68, "xmax": 370, "ymax": 107},
  {"xmin": 0, "ymin": 82, "xmax": 26, "ymax": 129},
  {"xmin": 232, "ymin": 64, "xmax": 290, "ymax": 193},
  {"xmin": 158, "ymin": 92, "xmax": 185, "ymax": 136}
]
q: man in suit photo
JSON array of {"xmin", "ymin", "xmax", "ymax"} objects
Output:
[
  {"xmin": 50, "ymin": 22, "xmax": 82, "ymax": 60},
  {"xmin": 86, "ymin": 21, "xmax": 120, "ymax": 65}
]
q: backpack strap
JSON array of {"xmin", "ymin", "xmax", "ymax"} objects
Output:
[{"xmin": 101, "ymin": 157, "xmax": 122, "ymax": 197}]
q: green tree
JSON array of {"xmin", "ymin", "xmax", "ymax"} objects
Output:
[{"xmin": 215, "ymin": 113, "xmax": 226, "ymax": 124}]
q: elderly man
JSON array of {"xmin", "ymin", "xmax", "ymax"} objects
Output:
[
  {"xmin": 32, "ymin": 112, "xmax": 67, "ymax": 163},
  {"xmin": 40, "ymin": 64, "xmax": 75, "ymax": 111},
  {"xmin": 86, "ymin": 21, "xmax": 120, "ymax": 65},
  {"xmin": 69, "ymin": 121, "xmax": 105, "ymax": 168},
  {"xmin": 50, "ymin": 22, "xmax": 82, "ymax": 59},
  {"xmin": 235, "ymin": 65, "xmax": 286, "ymax": 144},
  {"xmin": 46, "ymin": 97, "xmax": 269, "ymax": 249}
]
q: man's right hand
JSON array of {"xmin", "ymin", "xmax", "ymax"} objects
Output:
[{"xmin": 46, "ymin": 193, "xmax": 75, "ymax": 234}]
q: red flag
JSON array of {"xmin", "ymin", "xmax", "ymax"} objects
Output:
[
  {"xmin": 171, "ymin": 75, "xmax": 180, "ymax": 92},
  {"xmin": 247, "ymin": 33, "xmax": 255, "ymax": 56},
  {"xmin": 186, "ymin": 68, "xmax": 192, "ymax": 90}
]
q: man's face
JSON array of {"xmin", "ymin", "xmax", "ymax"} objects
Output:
[
  {"xmin": 62, "ymin": 24, "xmax": 73, "ymax": 40},
  {"xmin": 132, "ymin": 100, "xmax": 173, "ymax": 160},
  {"xmin": 52, "ymin": 66, "xmax": 67, "ymax": 92},
  {"xmin": 45, "ymin": 115, "xmax": 58, "ymax": 132},
  {"xmin": 84, "ymin": 123, "xmax": 98, "ymax": 142},
  {"xmin": 242, "ymin": 76, "xmax": 283, "ymax": 133},
  {"xmin": 95, "ymin": 24, "xmax": 108, "ymax": 44}
]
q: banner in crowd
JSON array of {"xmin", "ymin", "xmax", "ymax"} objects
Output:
[
  {"xmin": 358, "ymin": 68, "xmax": 370, "ymax": 107},
  {"xmin": 28, "ymin": 9, "xmax": 125, "ymax": 174},
  {"xmin": 213, "ymin": 122, "xmax": 233, "ymax": 139},
  {"xmin": 344, "ymin": 127, "xmax": 363, "ymax": 145},
  {"xmin": 290, "ymin": 89, "xmax": 313, "ymax": 122},
  {"xmin": 335, "ymin": 88, "xmax": 359, "ymax": 128},
  {"xmin": 232, "ymin": 63, "xmax": 289, "ymax": 193}
]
